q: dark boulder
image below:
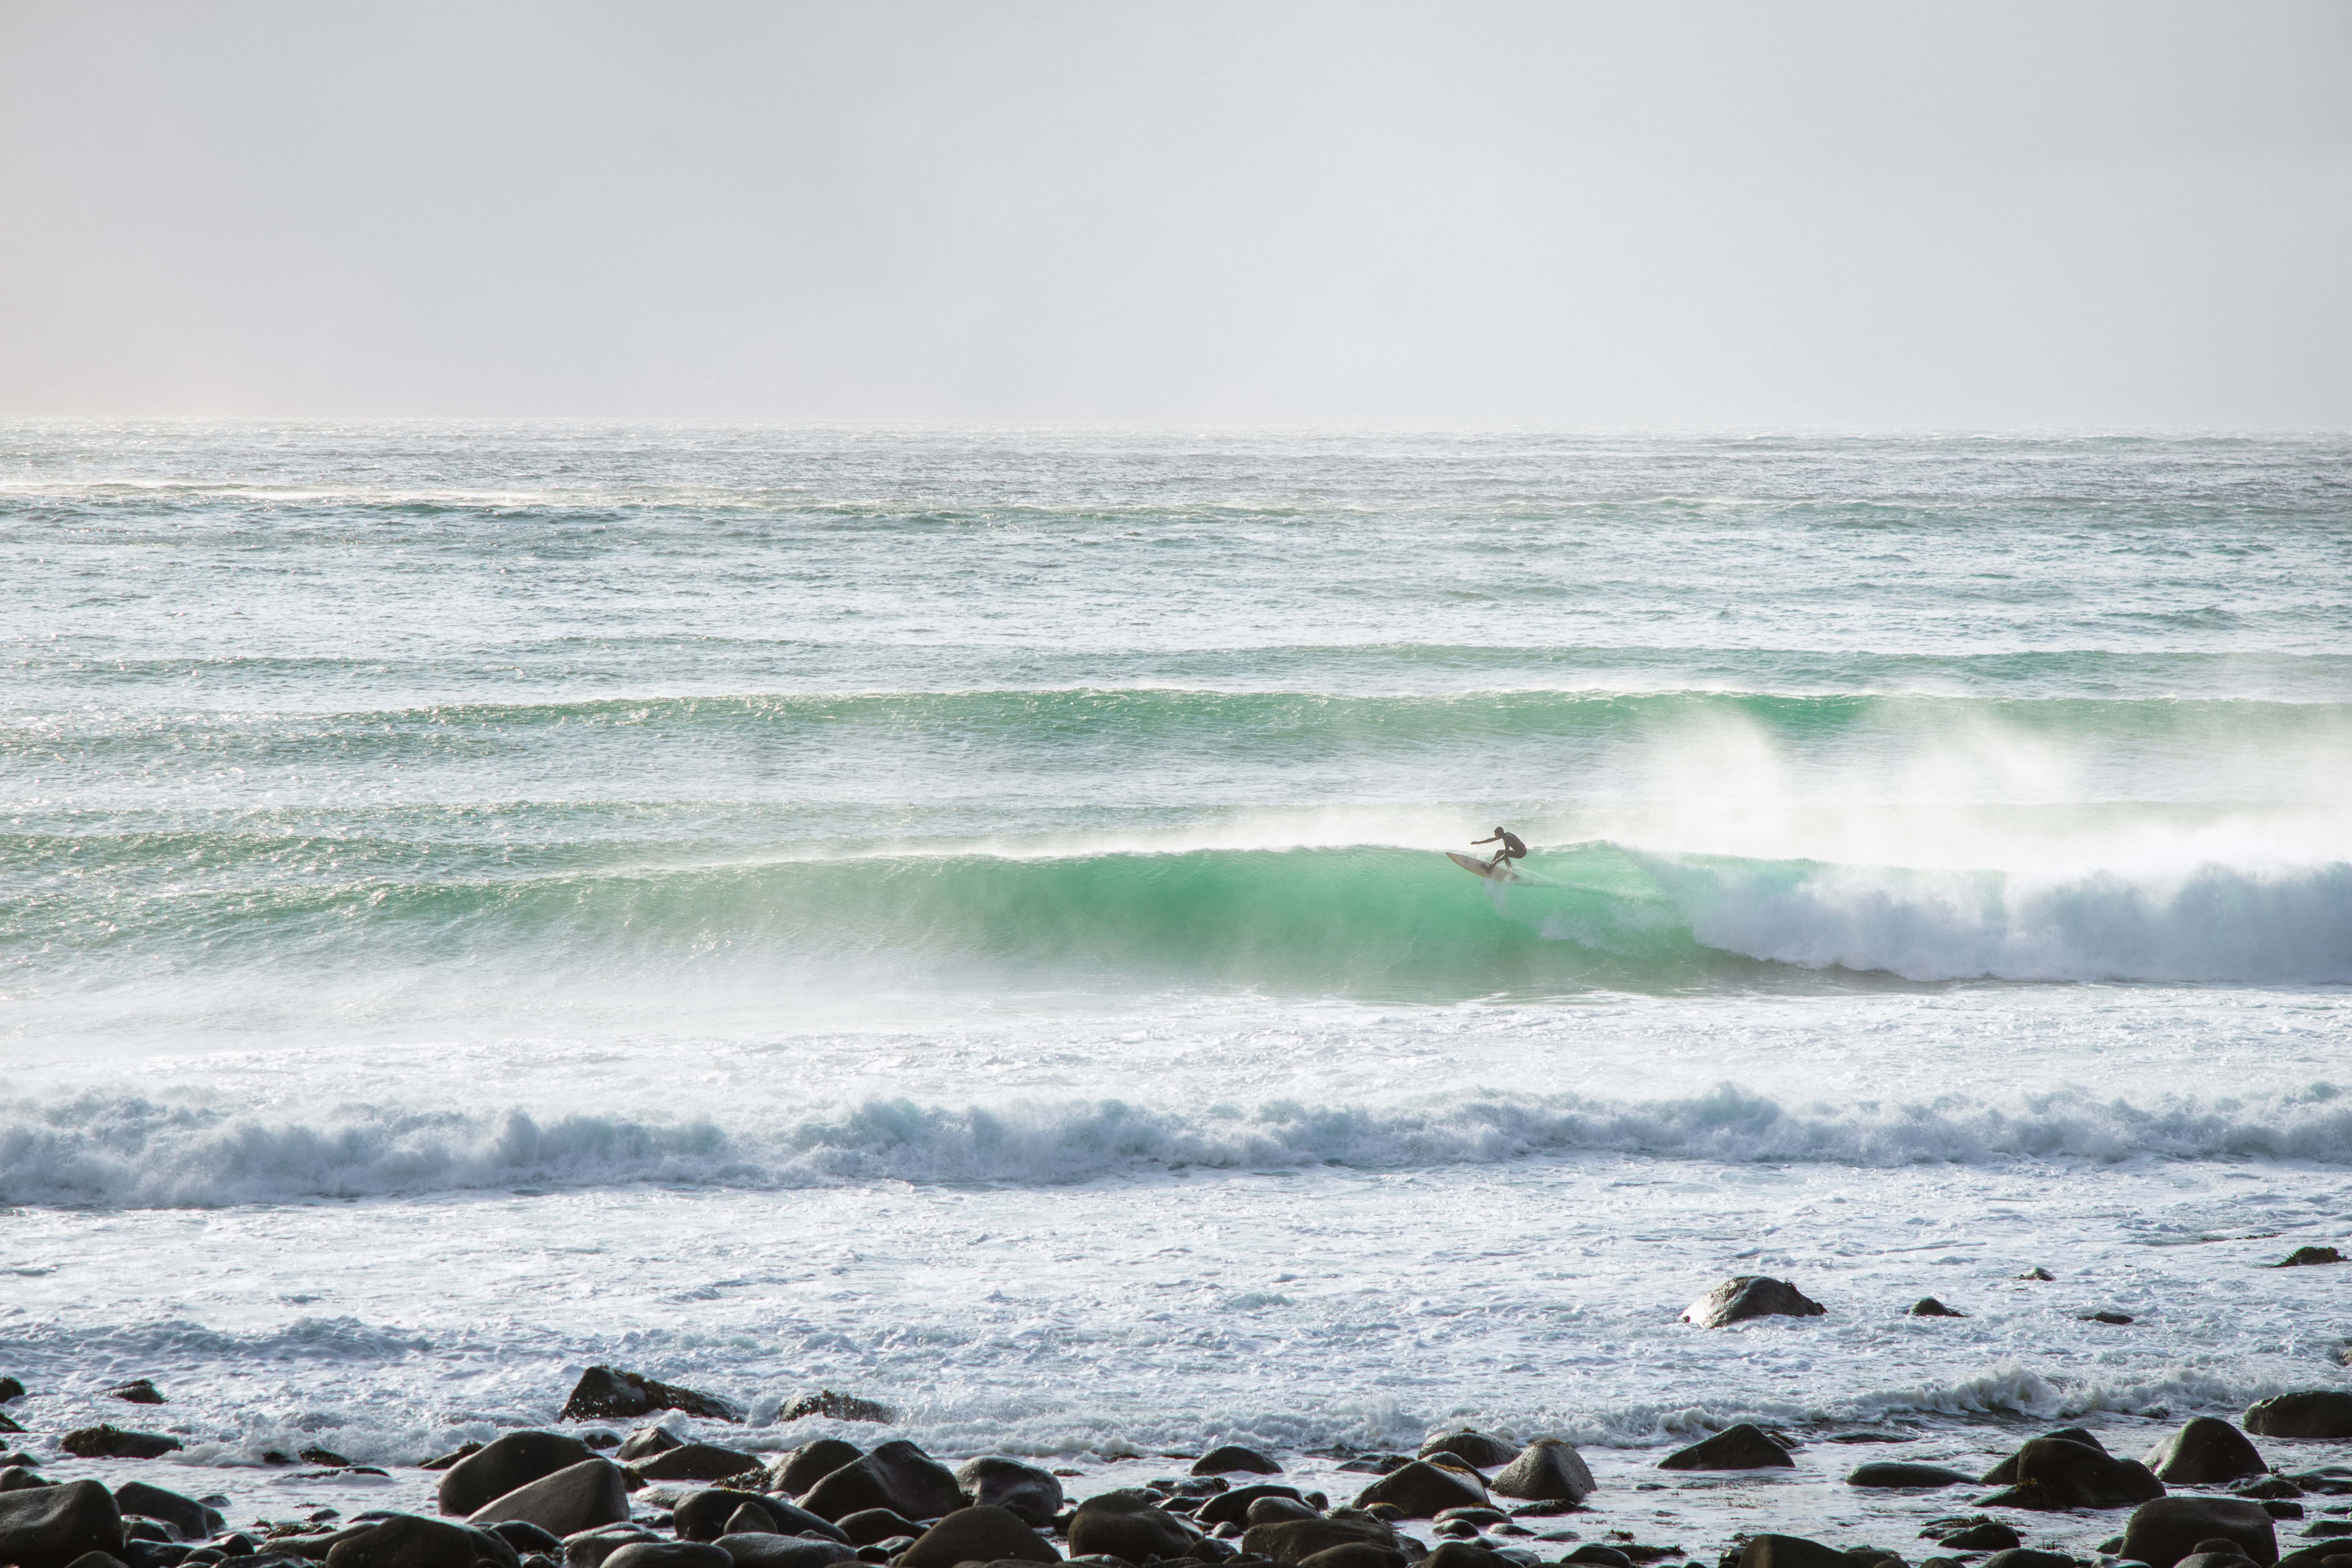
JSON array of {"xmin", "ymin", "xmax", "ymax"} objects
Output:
[
  {"xmin": 1351, "ymin": 1462, "xmax": 1486, "ymax": 1519},
  {"xmin": 439, "ymin": 1435, "xmax": 597, "ymax": 1518},
  {"xmin": 1241, "ymin": 1516, "xmax": 1397, "ymax": 1565},
  {"xmin": 2275, "ymin": 1249, "xmax": 2344, "ymax": 1268},
  {"xmin": 1488, "ymin": 1440, "xmax": 1592, "ymax": 1504},
  {"xmin": 1417, "ymin": 1434, "xmax": 1517, "ymax": 1470},
  {"xmin": 1198, "ymin": 1487, "xmax": 1308, "ymax": 1528},
  {"xmin": 2, "ymin": 1466, "xmax": 51, "ymax": 1491},
  {"xmin": 2121, "ymin": 1498, "xmax": 2279, "ymax": 1568},
  {"xmin": 325, "ymin": 1516, "xmax": 509, "ymax": 1568},
  {"xmin": 62, "ymin": 1428, "xmax": 183, "ymax": 1461},
  {"xmin": 1938, "ymin": 1524, "xmax": 2021, "ymax": 1552},
  {"xmin": 2084, "ymin": 1312, "xmax": 2136, "ymax": 1326},
  {"xmin": 558, "ymin": 1368, "xmax": 741, "ymax": 1426},
  {"xmin": 599, "ymin": 1546, "xmax": 731, "ymax": 1568},
  {"xmin": 1733, "ymin": 1535, "xmax": 1847, "ymax": 1568},
  {"xmin": 769, "ymin": 1442, "xmax": 863, "ymax": 1499},
  {"xmin": 710, "ymin": 1535, "xmax": 857, "ymax": 1568},
  {"xmin": 2018, "ymin": 1268, "xmax": 2056, "ymax": 1281},
  {"xmin": 2145, "ymin": 1420, "xmax": 2268, "ymax": 1485},
  {"xmin": 1978, "ymin": 1438, "xmax": 2163, "ymax": 1511},
  {"xmin": 612, "ymin": 1430, "xmax": 679, "ymax": 1465},
  {"xmin": 898, "ymin": 1506, "xmax": 1059, "ymax": 1568},
  {"xmin": 557, "ymin": 1526, "xmax": 658, "ymax": 1568},
  {"xmin": 1295, "ymin": 1546, "xmax": 1405, "ymax": 1568},
  {"xmin": 627, "ymin": 1447, "xmax": 762, "ymax": 1486},
  {"xmin": 1417, "ymin": 1546, "xmax": 1511, "ymax": 1568},
  {"xmin": 745, "ymin": 1503, "xmax": 844, "ymax": 1546},
  {"xmin": 1657, "ymin": 1426, "xmax": 1793, "ymax": 1472},
  {"xmin": 421, "ymin": 1445, "xmax": 485, "ymax": 1473},
  {"xmin": 0, "ymin": 1378, "xmax": 24, "ymax": 1403},
  {"xmin": 954, "ymin": 1460, "xmax": 1063, "ymax": 1529},
  {"xmin": 1982, "ymin": 1429, "xmax": 2106, "ymax": 1484},
  {"xmin": 777, "ymin": 1393, "xmax": 893, "ymax": 1426},
  {"xmin": 1068, "ymin": 1492, "xmax": 1198, "ymax": 1563},
  {"xmin": 1909, "ymin": 1300, "xmax": 1965, "ymax": 1318},
  {"xmin": 0, "ymin": 1412, "xmax": 20, "ymax": 1435},
  {"xmin": 795, "ymin": 1442, "xmax": 962, "ymax": 1523},
  {"xmin": 1848, "ymin": 1464, "xmax": 1973, "ymax": 1489},
  {"xmin": 1979, "ymin": 1552, "xmax": 2077, "ymax": 1568},
  {"xmin": 113, "ymin": 1485, "xmax": 222, "ymax": 1543},
  {"xmin": 1194, "ymin": 1448, "xmax": 1283, "ymax": 1478},
  {"xmin": 1681, "ymin": 1278, "xmax": 1826, "ymax": 1328},
  {"xmin": 62, "ymin": 1554, "xmax": 129, "ymax": 1568},
  {"xmin": 672, "ymin": 1492, "xmax": 772, "ymax": 1544},
  {"xmin": 831, "ymin": 1512, "xmax": 920, "ymax": 1548},
  {"xmin": 2246, "ymin": 1396, "xmax": 2352, "ymax": 1441},
  {"xmin": 0, "ymin": 1480, "xmax": 127, "ymax": 1568},
  {"xmin": 104, "ymin": 1382, "xmax": 166, "ymax": 1406},
  {"xmin": 482, "ymin": 1524, "xmax": 561, "ymax": 1559},
  {"xmin": 1247, "ymin": 1499, "xmax": 1318, "ymax": 1526},
  {"xmin": 468, "ymin": 1460, "xmax": 631, "ymax": 1538}
]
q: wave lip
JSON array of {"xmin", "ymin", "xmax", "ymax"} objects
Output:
[{"xmin": 7, "ymin": 1082, "xmax": 2352, "ymax": 1209}]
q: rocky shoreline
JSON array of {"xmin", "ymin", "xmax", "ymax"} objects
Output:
[{"xmin": 5, "ymin": 1356, "xmax": 2352, "ymax": 1568}]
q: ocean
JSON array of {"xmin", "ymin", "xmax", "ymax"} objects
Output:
[{"xmin": 3, "ymin": 424, "xmax": 2349, "ymax": 1549}]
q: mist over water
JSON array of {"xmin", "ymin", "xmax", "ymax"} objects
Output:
[{"xmin": 3, "ymin": 425, "xmax": 2350, "ymax": 1490}]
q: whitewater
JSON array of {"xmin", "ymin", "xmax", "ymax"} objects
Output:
[{"xmin": 2, "ymin": 425, "xmax": 2349, "ymax": 1549}]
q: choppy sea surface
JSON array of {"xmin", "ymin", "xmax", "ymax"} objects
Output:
[{"xmin": 2, "ymin": 425, "xmax": 2349, "ymax": 1542}]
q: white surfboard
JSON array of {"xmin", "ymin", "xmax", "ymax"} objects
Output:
[{"xmin": 1446, "ymin": 850, "xmax": 1519, "ymax": 882}]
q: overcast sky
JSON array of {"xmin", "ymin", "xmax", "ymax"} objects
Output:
[{"xmin": 3, "ymin": 1, "xmax": 2348, "ymax": 425}]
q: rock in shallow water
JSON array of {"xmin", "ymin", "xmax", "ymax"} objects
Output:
[
  {"xmin": 103, "ymin": 1381, "xmax": 166, "ymax": 1406},
  {"xmin": 1978, "ymin": 1437, "xmax": 2164, "ymax": 1511},
  {"xmin": 796, "ymin": 1442, "xmax": 962, "ymax": 1524},
  {"xmin": 1353, "ymin": 1461, "xmax": 1488, "ymax": 1519},
  {"xmin": 324, "ymin": 1515, "xmax": 516, "ymax": 1568},
  {"xmin": 2122, "ymin": 1497, "xmax": 2279, "ymax": 1568},
  {"xmin": 468, "ymin": 1460, "xmax": 632, "ymax": 1539},
  {"xmin": 711, "ymin": 1534, "xmax": 858, "ymax": 1568},
  {"xmin": 1490, "ymin": 1440, "xmax": 1593, "ymax": 1505},
  {"xmin": 2274, "ymin": 1247, "xmax": 2344, "ymax": 1268},
  {"xmin": 955, "ymin": 1458, "xmax": 1063, "ymax": 1528},
  {"xmin": 112, "ymin": 1484, "xmax": 222, "ymax": 1544},
  {"xmin": 2145, "ymin": 1419, "xmax": 2269, "ymax": 1485},
  {"xmin": 778, "ymin": 1393, "xmax": 893, "ymax": 1426},
  {"xmin": 1418, "ymin": 1433, "xmax": 1518, "ymax": 1470},
  {"xmin": 1066, "ymin": 1490, "xmax": 1197, "ymax": 1563},
  {"xmin": 559, "ymin": 1368, "xmax": 741, "ymax": 1426},
  {"xmin": 627, "ymin": 1448, "xmax": 761, "ymax": 1486},
  {"xmin": 1241, "ymin": 1515, "xmax": 1398, "ymax": 1565},
  {"xmin": 899, "ymin": 1506, "xmax": 1060, "ymax": 1568},
  {"xmin": 1908, "ymin": 1299, "xmax": 1965, "ymax": 1318},
  {"xmin": 62, "ymin": 1429, "xmax": 182, "ymax": 1461},
  {"xmin": 2246, "ymin": 1394, "xmax": 2352, "ymax": 1440},
  {"xmin": 600, "ymin": 1545, "xmax": 730, "ymax": 1568},
  {"xmin": 1657, "ymin": 1426, "xmax": 1792, "ymax": 1472},
  {"xmin": 439, "ymin": 1435, "xmax": 597, "ymax": 1518},
  {"xmin": 1681, "ymin": 1278, "xmax": 1826, "ymax": 1328},
  {"xmin": 1194, "ymin": 1447, "xmax": 1283, "ymax": 1477}
]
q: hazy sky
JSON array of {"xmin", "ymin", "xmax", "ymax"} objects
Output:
[{"xmin": 4, "ymin": 1, "xmax": 2348, "ymax": 425}]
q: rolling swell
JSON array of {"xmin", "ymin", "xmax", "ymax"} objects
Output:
[
  {"xmin": 14, "ymin": 839, "xmax": 2349, "ymax": 992},
  {"xmin": 7, "ymin": 1080, "xmax": 2352, "ymax": 1208}
]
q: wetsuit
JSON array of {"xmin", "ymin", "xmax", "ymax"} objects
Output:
[{"xmin": 1473, "ymin": 828, "xmax": 1528, "ymax": 871}]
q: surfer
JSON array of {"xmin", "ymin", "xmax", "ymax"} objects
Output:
[{"xmin": 1472, "ymin": 826, "xmax": 1527, "ymax": 874}]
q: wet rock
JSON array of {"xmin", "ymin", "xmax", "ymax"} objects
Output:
[
  {"xmin": 104, "ymin": 1381, "xmax": 166, "ymax": 1406},
  {"xmin": 1352, "ymin": 1463, "xmax": 1488, "ymax": 1519},
  {"xmin": 1657, "ymin": 1426, "xmax": 1793, "ymax": 1472},
  {"xmin": 2145, "ymin": 1419, "xmax": 2269, "ymax": 1486},
  {"xmin": 62, "ymin": 1428, "xmax": 183, "ymax": 1461},
  {"xmin": 1195, "ymin": 1448, "xmax": 1284, "ymax": 1478},
  {"xmin": 1294, "ymin": 1546, "xmax": 1406, "ymax": 1568},
  {"xmin": 468, "ymin": 1460, "xmax": 631, "ymax": 1538},
  {"xmin": 1909, "ymin": 1300, "xmax": 1965, "ymax": 1318},
  {"xmin": 0, "ymin": 1378, "xmax": 25, "ymax": 1403},
  {"xmin": 768, "ymin": 1443, "xmax": 863, "ymax": 1499},
  {"xmin": 1978, "ymin": 1437, "xmax": 2163, "ymax": 1511},
  {"xmin": 482, "ymin": 1525, "xmax": 561, "ymax": 1560},
  {"xmin": 899, "ymin": 1506, "xmax": 1060, "ymax": 1568},
  {"xmin": 955, "ymin": 1459, "xmax": 1063, "ymax": 1529},
  {"xmin": 558, "ymin": 1369, "xmax": 742, "ymax": 1426},
  {"xmin": 627, "ymin": 1448, "xmax": 762, "ymax": 1486},
  {"xmin": 1978, "ymin": 1552, "xmax": 2077, "ymax": 1568},
  {"xmin": 795, "ymin": 1442, "xmax": 962, "ymax": 1524},
  {"xmin": 777, "ymin": 1394, "xmax": 893, "ymax": 1426},
  {"xmin": 324, "ymin": 1516, "xmax": 510, "ymax": 1568},
  {"xmin": 1068, "ymin": 1491, "xmax": 1200, "ymax": 1563},
  {"xmin": 2121, "ymin": 1498, "xmax": 2278, "ymax": 1568},
  {"xmin": 600, "ymin": 1546, "xmax": 731, "ymax": 1568},
  {"xmin": 747, "ymin": 1504, "xmax": 844, "ymax": 1546},
  {"xmin": 2275, "ymin": 1249, "xmax": 2344, "ymax": 1268},
  {"xmin": 0, "ymin": 1412, "xmax": 21, "ymax": 1435},
  {"xmin": 1488, "ymin": 1440, "xmax": 1593, "ymax": 1505},
  {"xmin": 1247, "ymin": 1500, "xmax": 1318, "ymax": 1527},
  {"xmin": 2083, "ymin": 1312, "xmax": 2136, "ymax": 1326},
  {"xmin": 1848, "ymin": 1465, "xmax": 1973, "ymax": 1490},
  {"xmin": 829, "ymin": 1512, "xmax": 920, "ymax": 1549},
  {"xmin": 1681, "ymin": 1278, "xmax": 1826, "ymax": 1329},
  {"xmin": 1419, "ymin": 1545, "xmax": 1512, "ymax": 1568},
  {"xmin": 1981, "ymin": 1430, "xmax": 2105, "ymax": 1485},
  {"xmin": 2176, "ymin": 1553, "xmax": 2257, "ymax": 1568},
  {"xmin": 1732, "ymin": 1535, "xmax": 1847, "ymax": 1568},
  {"xmin": 421, "ymin": 1446, "xmax": 484, "ymax": 1474},
  {"xmin": 1242, "ymin": 1516, "xmax": 1399, "ymax": 1564},
  {"xmin": 2, "ymin": 1465, "xmax": 50, "ymax": 1490},
  {"xmin": 62, "ymin": 1554, "xmax": 129, "ymax": 1568},
  {"xmin": 1418, "ymin": 1434, "xmax": 1518, "ymax": 1471},
  {"xmin": 1938, "ymin": 1524, "xmax": 2021, "ymax": 1552},
  {"xmin": 2018, "ymin": 1268, "xmax": 2056, "ymax": 1281},
  {"xmin": 0, "ymin": 1480, "xmax": 127, "ymax": 1568},
  {"xmin": 672, "ymin": 1492, "xmax": 774, "ymax": 1544},
  {"xmin": 557, "ymin": 1526, "xmax": 658, "ymax": 1568},
  {"xmin": 114, "ymin": 1485, "xmax": 223, "ymax": 1544},
  {"xmin": 1198, "ymin": 1487, "xmax": 1308, "ymax": 1528},
  {"xmin": 1561, "ymin": 1549, "xmax": 1631, "ymax": 1568},
  {"xmin": 439, "ymin": 1436, "xmax": 599, "ymax": 1518},
  {"xmin": 612, "ymin": 1432, "xmax": 680, "ymax": 1465},
  {"xmin": 711, "ymin": 1534, "xmax": 858, "ymax": 1568},
  {"xmin": 2247, "ymin": 1396, "xmax": 2352, "ymax": 1441}
]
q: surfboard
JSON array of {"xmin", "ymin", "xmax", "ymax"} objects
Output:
[{"xmin": 1446, "ymin": 850, "xmax": 1518, "ymax": 882}]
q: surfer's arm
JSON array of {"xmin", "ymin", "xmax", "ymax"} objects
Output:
[{"xmin": 1470, "ymin": 834, "xmax": 1499, "ymax": 845}]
